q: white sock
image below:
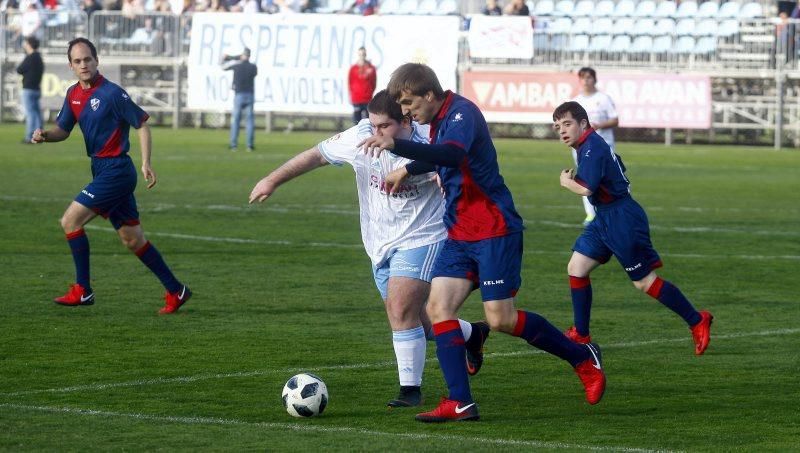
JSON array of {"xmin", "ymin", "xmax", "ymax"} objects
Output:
[
  {"xmin": 426, "ymin": 319, "xmax": 473, "ymax": 341},
  {"xmin": 393, "ymin": 326, "xmax": 426, "ymax": 387}
]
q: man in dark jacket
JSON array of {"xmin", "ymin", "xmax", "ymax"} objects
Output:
[
  {"xmin": 17, "ymin": 36, "xmax": 44, "ymax": 144},
  {"xmin": 221, "ymin": 47, "xmax": 258, "ymax": 152}
]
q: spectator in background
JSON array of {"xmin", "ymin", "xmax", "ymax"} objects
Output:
[
  {"xmin": 80, "ymin": 0, "xmax": 101, "ymax": 16},
  {"xmin": 348, "ymin": 46, "xmax": 377, "ymax": 125},
  {"xmin": 482, "ymin": 0, "xmax": 501, "ymax": 15},
  {"xmin": 221, "ymin": 48, "xmax": 258, "ymax": 152},
  {"xmin": 17, "ymin": 36, "xmax": 44, "ymax": 144},
  {"xmin": 121, "ymin": 0, "xmax": 144, "ymax": 18},
  {"xmin": 342, "ymin": 0, "xmax": 376, "ymax": 15},
  {"xmin": 20, "ymin": 0, "xmax": 43, "ymax": 42},
  {"xmin": 503, "ymin": 0, "xmax": 528, "ymax": 15}
]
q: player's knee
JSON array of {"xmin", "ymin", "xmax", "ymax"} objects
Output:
[
  {"xmin": 633, "ymin": 275, "xmax": 655, "ymax": 292},
  {"xmin": 567, "ymin": 260, "xmax": 586, "ymax": 278}
]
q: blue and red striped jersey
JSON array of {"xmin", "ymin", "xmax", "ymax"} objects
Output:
[
  {"xmin": 574, "ymin": 129, "xmax": 632, "ymax": 205},
  {"xmin": 56, "ymin": 74, "xmax": 149, "ymax": 158},
  {"xmin": 430, "ymin": 92, "xmax": 523, "ymax": 241}
]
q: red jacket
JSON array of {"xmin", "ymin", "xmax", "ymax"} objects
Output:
[{"xmin": 348, "ymin": 61, "xmax": 377, "ymax": 104}]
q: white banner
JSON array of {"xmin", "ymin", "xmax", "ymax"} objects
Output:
[
  {"xmin": 467, "ymin": 15, "xmax": 533, "ymax": 60},
  {"xmin": 187, "ymin": 13, "xmax": 461, "ymax": 113}
]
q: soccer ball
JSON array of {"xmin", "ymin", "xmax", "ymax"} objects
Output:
[{"xmin": 281, "ymin": 373, "xmax": 328, "ymax": 417}]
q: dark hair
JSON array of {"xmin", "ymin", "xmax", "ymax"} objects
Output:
[
  {"xmin": 67, "ymin": 37, "xmax": 98, "ymax": 61},
  {"xmin": 387, "ymin": 63, "xmax": 444, "ymax": 101},
  {"xmin": 578, "ymin": 67, "xmax": 597, "ymax": 80},
  {"xmin": 367, "ymin": 89, "xmax": 405, "ymax": 123},
  {"xmin": 25, "ymin": 36, "xmax": 40, "ymax": 50},
  {"xmin": 553, "ymin": 101, "xmax": 590, "ymax": 126}
]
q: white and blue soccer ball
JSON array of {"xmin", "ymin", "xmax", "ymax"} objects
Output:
[{"xmin": 281, "ymin": 373, "xmax": 328, "ymax": 417}]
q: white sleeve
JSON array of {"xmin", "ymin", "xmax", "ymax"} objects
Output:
[{"xmin": 317, "ymin": 123, "xmax": 365, "ymax": 167}]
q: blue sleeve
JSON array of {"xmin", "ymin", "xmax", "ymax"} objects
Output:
[
  {"xmin": 405, "ymin": 160, "xmax": 437, "ymax": 175},
  {"xmin": 438, "ymin": 106, "xmax": 479, "ymax": 153},
  {"xmin": 56, "ymin": 89, "xmax": 76, "ymax": 132},
  {"xmin": 574, "ymin": 145, "xmax": 605, "ymax": 193},
  {"xmin": 113, "ymin": 88, "xmax": 149, "ymax": 129},
  {"xmin": 393, "ymin": 139, "xmax": 466, "ymax": 167}
]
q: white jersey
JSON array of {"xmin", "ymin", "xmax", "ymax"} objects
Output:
[
  {"xmin": 573, "ymin": 91, "xmax": 617, "ymax": 150},
  {"xmin": 317, "ymin": 119, "xmax": 447, "ymax": 267}
]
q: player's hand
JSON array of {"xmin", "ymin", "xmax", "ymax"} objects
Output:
[
  {"xmin": 249, "ymin": 178, "xmax": 276, "ymax": 204},
  {"xmin": 560, "ymin": 168, "xmax": 575, "ymax": 187},
  {"xmin": 358, "ymin": 135, "xmax": 394, "ymax": 158},
  {"xmin": 142, "ymin": 164, "xmax": 157, "ymax": 189},
  {"xmin": 384, "ymin": 167, "xmax": 408, "ymax": 195},
  {"xmin": 432, "ymin": 173, "xmax": 445, "ymax": 197},
  {"xmin": 31, "ymin": 129, "xmax": 46, "ymax": 143}
]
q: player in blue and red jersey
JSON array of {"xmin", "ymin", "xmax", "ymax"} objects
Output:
[
  {"xmin": 31, "ymin": 38, "xmax": 191, "ymax": 314},
  {"xmin": 553, "ymin": 101, "xmax": 713, "ymax": 355},
  {"xmin": 359, "ymin": 63, "xmax": 606, "ymax": 423}
]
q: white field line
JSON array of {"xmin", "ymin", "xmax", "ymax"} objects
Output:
[
  {"xmin": 3, "ymin": 328, "xmax": 797, "ymax": 399},
  {"xmin": 0, "ymin": 403, "xmax": 672, "ymax": 453},
  {"xmin": 82, "ymin": 224, "xmax": 800, "ymax": 261}
]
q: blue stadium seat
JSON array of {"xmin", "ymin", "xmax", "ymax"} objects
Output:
[
  {"xmin": 592, "ymin": 17, "xmax": 614, "ymax": 34},
  {"xmin": 615, "ymin": 17, "xmax": 636, "ymax": 33},
  {"xmin": 417, "ymin": 0, "xmax": 437, "ymax": 14},
  {"xmin": 693, "ymin": 36, "xmax": 717, "ymax": 54},
  {"xmin": 438, "ymin": 0, "xmax": 457, "ymax": 14},
  {"xmin": 717, "ymin": 18, "xmax": 739, "ymax": 37},
  {"xmin": 573, "ymin": 0, "xmax": 593, "ymax": 16},
  {"xmin": 675, "ymin": 18, "xmax": 695, "ymax": 36},
  {"xmin": 697, "ymin": 1, "xmax": 719, "ymax": 18},
  {"xmin": 630, "ymin": 35, "xmax": 654, "ymax": 52},
  {"xmin": 739, "ymin": 2, "xmax": 764, "ymax": 18},
  {"xmin": 548, "ymin": 17, "xmax": 573, "ymax": 34},
  {"xmin": 632, "ymin": 18, "xmax": 655, "ymax": 36},
  {"xmin": 594, "ymin": 0, "xmax": 614, "ymax": 17},
  {"xmin": 589, "ymin": 34, "xmax": 612, "ymax": 52},
  {"xmin": 610, "ymin": 34, "xmax": 632, "ymax": 52},
  {"xmin": 533, "ymin": 0, "xmax": 555, "ymax": 16},
  {"xmin": 379, "ymin": 0, "xmax": 401, "ymax": 14},
  {"xmin": 570, "ymin": 34, "xmax": 591, "ymax": 52},
  {"xmin": 553, "ymin": 0, "xmax": 574, "ymax": 16},
  {"xmin": 572, "ymin": 16, "xmax": 593, "ymax": 34},
  {"xmin": 671, "ymin": 36, "xmax": 696, "ymax": 53},
  {"xmin": 674, "ymin": 1, "xmax": 698, "ymax": 18},
  {"xmin": 718, "ymin": 1, "xmax": 740, "ymax": 19},
  {"xmin": 694, "ymin": 18, "xmax": 718, "ymax": 37},
  {"xmin": 612, "ymin": 0, "xmax": 636, "ymax": 17},
  {"xmin": 653, "ymin": 0, "xmax": 676, "ymax": 18},
  {"xmin": 652, "ymin": 35, "xmax": 673, "ymax": 52},
  {"xmin": 632, "ymin": 0, "xmax": 656, "ymax": 18},
  {"xmin": 654, "ymin": 18, "xmax": 676, "ymax": 36}
]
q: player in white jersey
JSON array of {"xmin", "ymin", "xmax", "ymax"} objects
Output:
[
  {"xmin": 248, "ymin": 90, "xmax": 489, "ymax": 408},
  {"xmin": 572, "ymin": 67, "xmax": 619, "ymax": 226}
]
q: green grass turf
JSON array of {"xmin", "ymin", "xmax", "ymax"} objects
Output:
[{"xmin": 0, "ymin": 123, "xmax": 798, "ymax": 451}]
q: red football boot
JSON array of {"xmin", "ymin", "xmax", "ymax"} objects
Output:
[
  {"xmin": 159, "ymin": 285, "xmax": 192, "ymax": 314},
  {"xmin": 565, "ymin": 326, "xmax": 592, "ymax": 344},
  {"xmin": 690, "ymin": 311, "xmax": 714, "ymax": 355},
  {"xmin": 415, "ymin": 397, "xmax": 480, "ymax": 423},
  {"xmin": 53, "ymin": 284, "xmax": 94, "ymax": 306},
  {"xmin": 574, "ymin": 343, "xmax": 606, "ymax": 405}
]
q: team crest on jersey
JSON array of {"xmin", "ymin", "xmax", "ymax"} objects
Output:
[
  {"xmin": 90, "ymin": 98, "xmax": 100, "ymax": 111},
  {"xmin": 452, "ymin": 113, "xmax": 463, "ymax": 122},
  {"xmin": 122, "ymin": 93, "xmax": 129, "ymax": 99}
]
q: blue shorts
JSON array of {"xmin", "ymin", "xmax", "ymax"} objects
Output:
[
  {"xmin": 573, "ymin": 197, "xmax": 662, "ymax": 281},
  {"xmin": 372, "ymin": 241, "xmax": 443, "ymax": 301},
  {"xmin": 75, "ymin": 156, "xmax": 140, "ymax": 230},
  {"xmin": 431, "ymin": 232, "xmax": 522, "ymax": 302}
]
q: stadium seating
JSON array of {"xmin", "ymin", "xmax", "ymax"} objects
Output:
[
  {"xmin": 629, "ymin": 34, "xmax": 654, "ymax": 52},
  {"xmin": 417, "ymin": 0, "xmax": 438, "ymax": 14},
  {"xmin": 739, "ymin": 2, "xmax": 764, "ymax": 18},
  {"xmin": 718, "ymin": 1, "xmax": 741, "ymax": 18},
  {"xmin": 632, "ymin": 0, "xmax": 656, "ymax": 18},
  {"xmin": 631, "ymin": 18, "xmax": 655, "ymax": 36},
  {"xmin": 533, "ymin": 0, "xmax": 554, "ymax": 16},
  {"xmin": 674, "ymin": 1, "xmax": 698, "ymax": 18},
  {"xmin": 612, "ymin": 0, "xmax": 636, "ymax": 17},
  {"xmin": 438, "ymin": 0, "xmax": 458, "ymax": 14},
  {"xmin": 696, "ymin": 1, "xmax": 720, "ymax": 18},
  {"xmin": 595, "ymin": 0, "xmax": 615, "ymax": 17},
  {"xmin": 653, "ymin": 0, "xmax": 677, "ymax": 18},
  {"xmin": 572, "ymin": 0, "xmax": 593, "ymax": 17},
  {"xmin": 553, "ymin": 0, "xmax": 574, "ymax": 16}
]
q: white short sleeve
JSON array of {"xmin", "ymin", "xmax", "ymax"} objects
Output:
[{"xmin": 318, "ymin": 119, "xmax": 373, "ymax": 167}]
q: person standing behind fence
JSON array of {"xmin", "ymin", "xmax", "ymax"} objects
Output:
[
  {"xmin": 17, "ymin": 36, "xmax": 44, "ymax": 145},
  {"xmin": 221, "ymin": 48, "xmax": 258, "ymax": 152},
  {"xmin": 348, "ymin": 46, "xmax": 376, "ymax": 125},
  {"xmin": 572, "ymin": 67, "xmax": 618, "ymax": 226}
]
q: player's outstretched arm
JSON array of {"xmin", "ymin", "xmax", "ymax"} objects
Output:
[
  {"xmin": 249, "ymin": 147, "xmax": 329, "ymax": 204},
  {"xmin": 31, "ymin": 126, "xmax": 70, "ymax": 144},
  {"xmin": 137, "ymin": 122, "xmax": 157, "ymax": 189}
]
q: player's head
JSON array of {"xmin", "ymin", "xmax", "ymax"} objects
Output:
[
  {"xmin": 368, "ymin": 89, "xmax": 412, "ymax": 139},
  {"xmin": 67, "ymin": 38, "xmax": 99, "ymax": 84},
  {"xmin": 577, "ymin": 67, "xmax": 597, "ymax": 91},
  {"xmin": 553, "ymin": 101, "xmax": 591, "ymax": 148},
  {"xmin": 387, "ymin": 63, "xmax": 445, "ymax": 125},
  {"xmin": 24, "ymin": 36, "xmax": 39, "ymax": 51}
]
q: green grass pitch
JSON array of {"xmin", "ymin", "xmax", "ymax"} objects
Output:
[{"xmin": 0, "ymin": 123, "xmax": 798, "ymax": 451}]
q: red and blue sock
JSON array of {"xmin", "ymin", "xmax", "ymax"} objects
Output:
[
  {"xmin": 569, "ymin": 276, "xmax": 592, "ymax": 336},
  {"xmin": 66, "ymin": 229, "xmax": 91, "ymax": 292},
  {"xmin": 135, "ymin": 241, "xmax": 182, "ymax": 293},
  {"xmin": 647, "ymin": 277, "xmax": 702, "ymax": 326},
  {"xmin": 432, "ymin": 320, "xmax": 472, "ymax": 403},
  {"xmin": 513, "ymin": 310, "xmax": 588, "ymax": 367}
]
